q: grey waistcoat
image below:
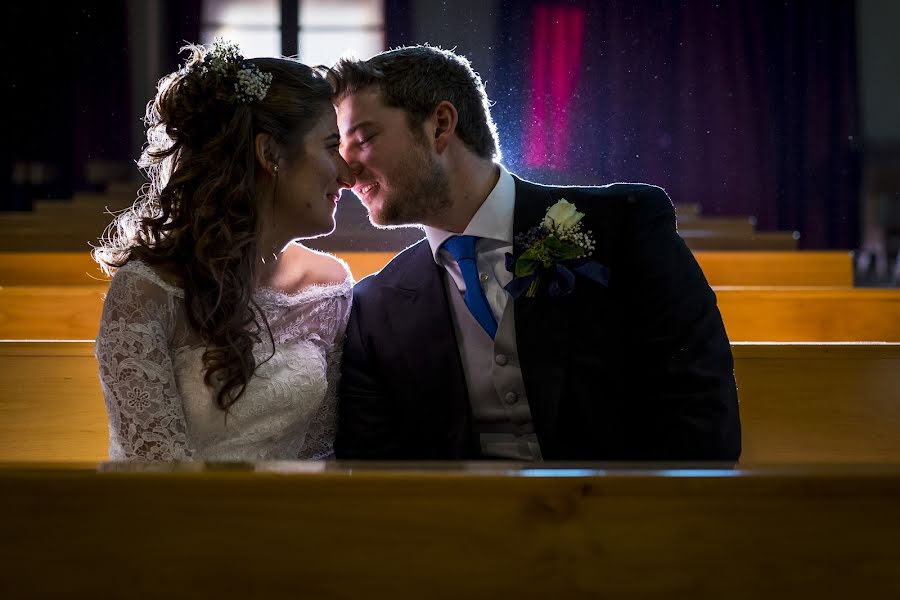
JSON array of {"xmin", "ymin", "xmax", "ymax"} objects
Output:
[{"xmin": 444, "ymin": 273, "xmax": 543, "ymax": 461}]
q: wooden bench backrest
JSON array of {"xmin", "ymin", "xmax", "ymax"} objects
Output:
[
  {"xmin": 1, "ymin": 342, "xmax": 898, "ymax": 463},
  {"xmin": 2, "ymin": 464, "xmax": 900, "ymax": 598},
  {"xmin": 2, "ymin": 285, "xmax": 895, "ymax": 341},
  {"xmin": 0, "ymin": 250, "xmax": 852, "ymax": 286}
]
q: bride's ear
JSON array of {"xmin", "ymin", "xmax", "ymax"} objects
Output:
[{"xmin": 255, "ymin": 133, "xmax": 280, "ymax": 175}]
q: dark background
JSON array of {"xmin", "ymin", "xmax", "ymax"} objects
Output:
[{"xmin": 5, "ymin": 0, "xmax": 899, "ymax": 252}]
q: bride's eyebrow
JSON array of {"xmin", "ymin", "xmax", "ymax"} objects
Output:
[{"xmin": 324, "ymin": 133, "xmax": 340, "ymax": 144}]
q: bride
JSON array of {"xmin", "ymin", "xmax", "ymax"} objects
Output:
[{"xmin": 94, "ymin": 40, "xmax": 355, "ymax": 461}]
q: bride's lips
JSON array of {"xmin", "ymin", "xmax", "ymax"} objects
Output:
[{"xmin": 327, "ymin": 193, "xmax": 340, "ymax": 203}]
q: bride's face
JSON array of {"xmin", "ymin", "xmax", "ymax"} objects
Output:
[{"xmin": 269, "ymin": 108, "xmax": 355, "ymax": 242}]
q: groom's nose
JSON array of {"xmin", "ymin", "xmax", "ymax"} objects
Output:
[
  {"xmin": 347, "ymin": 160, "xmax": 364, "ymax": 181},
  {"xmin": 337, "ymin": 158, "xmax": 356, "ymax": 189},
  {"xmin": 339, "ymin": 147, "xmax": 361, "ymax": 176},
  {"xmin": 338, "ymin": 170, "xmax": 355, "ymax": 190}
]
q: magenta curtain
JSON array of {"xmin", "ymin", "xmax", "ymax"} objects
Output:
[{"xmin": 524, "ymin": 5, "xmax": 586, "ymax": 171}]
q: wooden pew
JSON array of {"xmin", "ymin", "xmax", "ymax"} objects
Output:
[
  {"xmin": 679, "ymin": 230, "xmax": 799, "ymax": 250},
  {"xmin": 715, "ymin": 287, "xmax": 900, "ymax": 341},
  {"xmin": 0, "ymin": 220, "xmax": 798, "ymax": 252},
  {"xmin": 694, "ymin": 250, "xmax": 852, "ymax": 286},
  {"xmin": 0, "ymin": 342, "xmax": 106, "ymax": 461},
  {"xmin": 2, "ymin": 285, "xmax": 895, "ymax": 341},
  {"xmin": 676, "ymin": 216, "xmax": 756, "ymax": 234},
  {"xmin": 0, "ymin": 251, "xmax": 400, "ymax": 286},
  {"xmin": 0, "ymin": 286, "xmax": 105, "ymax": 339},
  {"xmin": 0, "ymin": 252, "xmax": 109, "ymax": 286},
  {"xmin": 2, "ymin": 463, "xmax": 899, "ymax": 598},
  {"xmin": 733, "ymin": 342, "xmax": 900, "ymax": 462},
  {"xmin": 1, "ymin": 341, "xmax": 898, "ymax": 463},
  {"xmin": 0, "ymin": 249, "xmax": 854, "ymax": 287}
]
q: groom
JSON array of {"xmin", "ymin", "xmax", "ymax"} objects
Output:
[{"xmin": 331, "ymin": 46, "xmax": 740, "ymax": 461}]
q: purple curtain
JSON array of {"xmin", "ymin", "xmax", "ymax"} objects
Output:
[{"xmin": 496, "ymin": 0, "xmax": 861, "ymax": 249}]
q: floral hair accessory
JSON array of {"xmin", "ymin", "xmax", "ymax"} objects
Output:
[
  {"xmin": 505, "ymin": 199, "xmax": 609, "ymax": 299},
  {"xmin": 189, "ymin": 38, "xmax": 273, "ymax": 103}
]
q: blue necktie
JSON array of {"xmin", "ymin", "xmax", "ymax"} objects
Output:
[{"xmin": 442, "ymin": 235, "xmax": 498, "ymax": 339}]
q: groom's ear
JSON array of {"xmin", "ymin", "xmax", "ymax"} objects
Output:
[
  {"xmin": 254, "ymin": 133, "xmax": 280, "ymax": 175},
  {"xmin": 431, "ymin": 101, "xmax": 458, "ymax": 154}
]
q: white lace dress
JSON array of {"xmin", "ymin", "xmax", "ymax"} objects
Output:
[{"xmin": 95, "ymin": 260, "xmax": 352, "ymax": 461}]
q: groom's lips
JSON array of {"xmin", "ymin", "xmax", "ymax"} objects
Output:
[{"xmin": 357, "ymin": 182, "xmax": 379, "ymax": 202}]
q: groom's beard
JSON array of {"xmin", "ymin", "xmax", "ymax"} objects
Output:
[{"xmin": 368, "ymin": 144, "xmax": 451, "ymax": 228}]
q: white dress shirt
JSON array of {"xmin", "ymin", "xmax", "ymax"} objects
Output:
[
  {"xmin": 423, "ymin": 164, "xmax": 516, "ymax": 322},
  {"xmin": 424, "ymin": 165, "xmax": 542, "ymax": 461}
]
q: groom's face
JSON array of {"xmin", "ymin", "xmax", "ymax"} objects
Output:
[{"xmin": 337, "ymin": 87, "xmax": 450, "ymax": 228}]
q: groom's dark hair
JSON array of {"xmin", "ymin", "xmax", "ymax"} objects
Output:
[{"xmin": 328, "ymin": 45, "xmax": 500, "ymax": 161}]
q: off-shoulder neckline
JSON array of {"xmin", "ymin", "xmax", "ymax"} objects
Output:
[{"xmin": 119, "ymin": 259, "xmax": 353, "ymax": 305}]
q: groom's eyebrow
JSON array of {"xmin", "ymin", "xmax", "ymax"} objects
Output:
[{"xmin": 344, "ymin": 120, "xmax": 376, "ymax": 137}]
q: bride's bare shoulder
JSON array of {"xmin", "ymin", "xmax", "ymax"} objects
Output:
[{"xmin": 280, "ymin": 244, "xmax": 352, "ymax": 290}]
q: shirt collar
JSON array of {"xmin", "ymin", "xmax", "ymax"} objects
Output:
[{"xmin": 424, "ymin": 163, "xmax": 516, "ymax": 263}]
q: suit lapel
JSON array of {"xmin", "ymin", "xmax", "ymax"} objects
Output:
[
  {"xmin": 512, "ymin": 177, "xmax": 571, "ymax": 455},
  {"xmin": 383, "ymin": 243, "xmax": 471, "ymax": 451}
]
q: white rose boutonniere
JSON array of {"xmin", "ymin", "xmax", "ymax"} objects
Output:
[
  {"xmin": 542, "ymin": 199, "xmax": 584, "ymax": 231},
  {"xmin": 505, "ymin": 199, "xmax": 609, "ymax": 299}
]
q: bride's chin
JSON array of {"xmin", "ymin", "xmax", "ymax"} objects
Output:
[{"xmin": 296, "ymin": 222, "xmax": 337, "ymax": 241}]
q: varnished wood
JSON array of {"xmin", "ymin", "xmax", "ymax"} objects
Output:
[
  {"xmin": 677, "ymin": 216, "xmax": 756, "ymax": 234},
  {"xmin": 0, "ymin": 252, "xmax": 110, "ymax": 285},
  {"xmin": 694, "ymin": 251, "xmax": 852, "ymax": 286},
  {"xmin": 0, "ymin": 200, "xmax": 793, "ymax": 252},
  {"xmin": 1, "ymin": 342, "xmax": 898, "ymax": 463},
  {"xmin": 715, "ymin": 287, "xmax": 900, "ymax": 341},
  {"xmin": 0, "ymin": 342, "xmax": 107, "ymax": 461},
  {"xmin": 3, "ymin": 227, "xmax": 798, "ymax": 252},
  {"xmin": 0, "ymin": 286, "xmax": 106, "ymax": 339},
  {"xmin": 733, "ymin": 343, "xmax": 900, "ymax": 462},
  {"xmin": 1, "ymin": 249, "xmax": 850, "ymax": 287},
  {"xmin": 0, "ymin": 251, "xmax": 397, "ymax": 286},
  {"xmin": 3, "ymin": 284, "xmax": 895, "ymax": 341},
  {"xmin": 680, "ymin": 230, "xmax": 799, "ymax": 250},
  {"xmin": 1, "ymin": 463, "xmax": 899, "ymax": 598}
]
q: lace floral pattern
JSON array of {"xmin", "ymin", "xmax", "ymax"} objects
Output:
[{"xmin": 96, "ymin": 259, "xmax": 351, "ymax": 461}]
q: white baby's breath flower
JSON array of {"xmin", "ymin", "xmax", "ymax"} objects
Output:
[
  {"xmin": 194, "ymin": 38, "xmax": 272, "ymax": 104},
  {"xmin": 543, "ymin": 199, "xmax": 584, "ymax": 232}
]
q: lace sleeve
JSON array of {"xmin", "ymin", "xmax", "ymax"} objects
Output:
[
  {"xmin": 95, "ymin": 265, "xmax": 194, "ymax": 461},
  {"xmin": 297, "ymin": 287, "xmax": 352, "ymax": 460}
]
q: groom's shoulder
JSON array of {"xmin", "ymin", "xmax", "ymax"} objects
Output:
[
  {"xmin": 545, "ymin": 180, "xmax": 672, "ymax": 211},
  {"xmin": 515, "ymin": 175, "xmax": 670, "ymax": 208},
  {"xmin": 352, "ymin": 238, "xmax": 431, "ymax": 295}
]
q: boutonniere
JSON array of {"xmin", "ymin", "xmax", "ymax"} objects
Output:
[{"xmin": 504, "ymin": 199, "xmax": 609, "ymax": 298}]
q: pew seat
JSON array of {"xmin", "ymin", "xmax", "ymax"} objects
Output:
[{"xmin": 1, "ymin": 341, "xmax": 898, "ymax": 463}]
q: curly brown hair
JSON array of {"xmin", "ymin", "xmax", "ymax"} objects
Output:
[{"xmin": 94, "ymin": 43, "xmax": 333, "ymax": 410}]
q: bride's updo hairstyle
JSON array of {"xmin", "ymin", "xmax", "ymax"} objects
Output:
[{"xmin": 94, "ymin": 40, "xmax": 333, "ymax": 409}]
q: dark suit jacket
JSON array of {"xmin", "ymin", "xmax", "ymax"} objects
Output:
[{"xmin": 335, "ymin": 176, "xmax": 741, "ymax": 461}]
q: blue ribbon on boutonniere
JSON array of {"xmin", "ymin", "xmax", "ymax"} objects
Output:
[{"xmin": 504, "ymin": 253, "xmax": 610, "ymax": 299}]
